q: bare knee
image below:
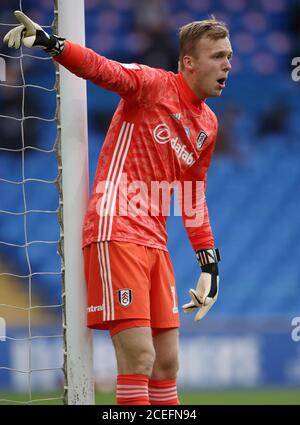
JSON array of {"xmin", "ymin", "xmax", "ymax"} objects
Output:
[
  {"xmin": 152, "ymin": 354, "xmax": 179, "ymax": 380},
  {"xmin": 151, "ymin": 329, "xmax": 180, "ymax": 380},
  {"xmin": 132, "ymin": 347, "xmax": 156, "ymax": 376}
]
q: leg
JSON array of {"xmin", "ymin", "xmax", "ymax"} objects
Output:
[
  {"xmin": 149, "ymin": 328, "xmax": 180, "ymax": 405},
  {"xmin": 111, "ymin": 325, "xmax": 155, "ymax": 405},
  {"xmin": 112, "ymin": 326, "xmax": 155, "ymax": 375},
  {"xmin": 148, "ymin": 249, "xmax": 180, "ymax": 404},
  {"xmin": 151, "ymin": 328, "xmax": 179, "ymax": 379},
  {"xmin": 84, "ymin": 242, "xmax": 155, "ymax": 405}
]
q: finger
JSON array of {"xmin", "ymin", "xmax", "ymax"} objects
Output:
[
  {"xmin": 194, "ymin": 297, "xmax": 217, "ymax": 321},
  {"xmin": 182, "ymin": 301, "xmax": 197, "ymax": 313},
  {"xmin": 23, "ymin": 35, "xmax": 36, "ymax": 48},
  {"xmin": 183, "ymin": 307, "xmax": 196, "ymax": 314},
  {"xmin": 14, "ymin": 10, "xmax": 37, "ymax": 36},
  {"xmin": 13, "ymin": 27, "xmax": 25, "ymax": 49},
  {"xmin": 8, "ymin": 36, "xmax": 15, "ymax": 48},
  {"xmin": 9, "ymin": 30, "xmax": 19, "ymax": 48},
  {"xmin": 189, "ymin": 289, "xmax": 204, "ymax": 307},
  {"xmin": 3, "ymin": 28, "xmax": 13, "ymax": 44}
]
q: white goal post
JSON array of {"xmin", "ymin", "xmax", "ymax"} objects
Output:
[{"xmin": 56, "ymin": 0, "xmax": 94, "ymax": 405}]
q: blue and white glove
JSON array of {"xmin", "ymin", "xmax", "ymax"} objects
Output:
[
  {"xmin": 3, "ymin": 10, "xmax": 65, "ymax": 56},
  {"xmin": 182, "ymin": 248, "xmax": 220, "ymax": 321}
]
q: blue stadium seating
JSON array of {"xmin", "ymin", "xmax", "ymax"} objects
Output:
[{"xmin": 1, "ymin": 0, "xmax": 299, "ymax": 315}]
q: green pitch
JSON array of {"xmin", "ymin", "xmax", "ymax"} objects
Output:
[{"xmin": 0, "ymin": 389, "xmax": 300, "ymax": 405}]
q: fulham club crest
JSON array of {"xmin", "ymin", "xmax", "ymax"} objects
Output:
[
  {"xmin": 196, "ymin": 131, "xmax": 208, "ymax": 150},
  {"xmin": 118, "ymin": 288, "xmax": 132, "ymax": 307}
]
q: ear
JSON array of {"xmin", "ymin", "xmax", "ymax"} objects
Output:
[{"xmin": 182, "ymin": 55, "xmax": 194, "ymax": 72}]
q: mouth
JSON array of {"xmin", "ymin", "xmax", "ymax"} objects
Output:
[{"xmin": 216, "ymin": 78, "xmax": 226, "ymax": 89}]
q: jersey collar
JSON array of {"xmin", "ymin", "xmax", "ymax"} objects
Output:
[{"xmin": 176, "ymin": 72, "xmax": 205, "ymax": 112}]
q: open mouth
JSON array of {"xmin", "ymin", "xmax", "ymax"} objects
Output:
[{"xmin": 217, "ymin": 78, "xmax": 226, "ymax": 88}]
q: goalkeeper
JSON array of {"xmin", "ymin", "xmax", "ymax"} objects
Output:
[{"xmin": 4, "ymin": 11, "xmax": 232, "ymax": 405}]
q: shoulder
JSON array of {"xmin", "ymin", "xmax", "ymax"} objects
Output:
[
  {"xmin": 138, "ymin": 64, "xmax": 174, "ymax": 81},
  {"xmin": 133, "ymin": 66, "xmax": 176, "ymax": 103}
]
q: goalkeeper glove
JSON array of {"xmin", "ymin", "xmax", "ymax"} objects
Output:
[
  {"xmin": 182, "ymin": 248, "xmax": 220, "ymax": 321},
  {"xmin": 3, "ymin": 10, "xmax": 65, "ymax": 56}
]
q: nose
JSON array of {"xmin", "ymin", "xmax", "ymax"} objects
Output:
[{"xmin": 223, "ymin": 58, "xmax": 232, "ymax": 71}]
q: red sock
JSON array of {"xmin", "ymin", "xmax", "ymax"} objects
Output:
[
  {"xmin": 148, "ymin": 378, "xmax": 180, "ymax": 405},
  {"xmin": 116, "ymin": 374, "xmax": 150, "ymax": 405}
]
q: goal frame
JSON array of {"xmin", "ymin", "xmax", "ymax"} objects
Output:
[{"xmin": 56, "ymin": 0, "xmax": 94, "ymax": 405}]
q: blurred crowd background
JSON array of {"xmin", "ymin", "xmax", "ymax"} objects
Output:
[{"xmin": 0, "ymin": 0, "xmax": 300, "ymax": 395}]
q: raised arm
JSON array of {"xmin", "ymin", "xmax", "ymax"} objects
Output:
[{"xmin": 3, "ymin": 10, "xmax": 162, "ymax": 100}]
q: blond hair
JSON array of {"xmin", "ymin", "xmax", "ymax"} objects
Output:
[{"xmin": 179, "ymin": 18, "xmax": 229, "ymax": 69}]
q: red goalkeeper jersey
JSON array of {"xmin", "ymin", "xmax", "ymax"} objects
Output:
[{"xmin": 55, "ymin": 41, "xmax": 218, "ymax": 251}]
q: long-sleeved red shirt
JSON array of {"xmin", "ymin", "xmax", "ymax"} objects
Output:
[{"xmin": 55, "ymin": 41, "xmax": 218, "ymax": 251}]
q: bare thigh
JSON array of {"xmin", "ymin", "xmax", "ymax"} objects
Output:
[{"xmin": 112, "ymin": 327, "xmax": 155, "ymax": 375}]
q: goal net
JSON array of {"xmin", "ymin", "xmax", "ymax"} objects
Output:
[{"xmin": 0, "ymin": 0, "xmax": 94, "ymax": 405}]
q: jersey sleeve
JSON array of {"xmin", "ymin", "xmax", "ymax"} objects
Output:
[
  {"xmin": 179, "ymin": 129, "xmax": 218, "ymax": 251},
  {"xmin": 54, "ymin": 40, "xmax": 166, "ymax": 102}
]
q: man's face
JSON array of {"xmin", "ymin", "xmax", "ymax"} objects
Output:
[{"xmin": 183, "ymin": 35, "xmax": 233, "ymax": 100}]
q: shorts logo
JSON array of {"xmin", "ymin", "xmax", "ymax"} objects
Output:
[
  {"xmin": 196, "ymin": 131, "xmax": 208, "ymax": 150},
  {"xmin": 118, "ymin": 288, "xmax": 132, "ymax": 307},
  {"xmin": 87, "ymin": 304, "xmax": 104, "ymax": 313}
]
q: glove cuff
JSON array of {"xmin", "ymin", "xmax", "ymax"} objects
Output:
[
  {"xmin": 196, "ymin": 248, "xmax": 221, "ymax": 267},
  {"xmin": 44, "ymin": 35, "xmax": 66, "ymax": 56}
]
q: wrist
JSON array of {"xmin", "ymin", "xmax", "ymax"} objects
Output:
[
  {"xmin": 201, "ymin": 262, "xmax": 219, "ymax": 275},
  {"xmin": 195, "ymin": 248, "xmax": 220, "ymax": 274},
  {"xmin": 44, "ymin": 35, "xmax": 65, "ymax": 56}
]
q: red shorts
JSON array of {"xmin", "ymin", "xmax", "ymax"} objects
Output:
[{"xmin": 83, "ymin": 241, "xmax": 180, "ymax": 335}]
